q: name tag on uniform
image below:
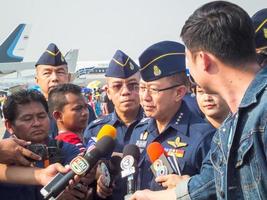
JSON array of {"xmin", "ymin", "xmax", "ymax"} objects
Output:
[{"xmin": 136, "ymin": 140, "xmax": 147, "ymax": 149}]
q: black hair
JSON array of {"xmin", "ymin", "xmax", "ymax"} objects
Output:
[
  {"xmin": 3, "ymin": 89, "xmax": 48, "ymax": 122},
  {"xmin": 180, "ymin": 1, "xmax": 256, "ymax": 66},
  {"xmin": 48, "ymin": 83, "xmax": 82, "ymax": 114}
]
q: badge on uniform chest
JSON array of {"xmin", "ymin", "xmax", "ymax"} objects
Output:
[
  {"xmin": 136, "ymin": 131, "xmax": 148, "ymax": 149},
  {"xmin": 166, "ymin": 136, "xmax": 187, "ymax": 158}
]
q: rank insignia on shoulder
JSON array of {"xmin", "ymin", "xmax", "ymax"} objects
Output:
[
  {"xmin": 93, "ymin": 118, "xmax": 103, "ymax": 124},
  {"xmin": 140, "ymin": 117, "xmax": 149, "ymax": 123}
]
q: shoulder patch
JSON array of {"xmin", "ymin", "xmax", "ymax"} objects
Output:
[
  {"xmin": 140, "ymin": 117, "xmax": 150, "ymax": 123},
  {"xmin": 92, "ymin": 118, "xmax": 104, "ymax": 124}
]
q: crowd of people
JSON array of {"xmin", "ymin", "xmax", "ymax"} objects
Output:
[{"xmin": 0, "ymin": 1, "xmax": 266, "ymax": 200}]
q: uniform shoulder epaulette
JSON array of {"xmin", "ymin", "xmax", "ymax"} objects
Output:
[
  {"xmin": 88, "ymin": 116, "xmax": 110, "ymax": 129},
  {"xmin": 140, "ymin": 117, "xmax": 150, "ymax": 123},
  {"xmin": 135, "ymin": 117, "xmax": 150, "ymax": 129}
]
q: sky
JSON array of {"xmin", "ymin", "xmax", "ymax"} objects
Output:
[{"xmin": 0, "ymin": 0, "xmax": 267, "ymax": 62}]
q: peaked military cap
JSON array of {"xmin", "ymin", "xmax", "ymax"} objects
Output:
[
  {"xmin": 252, "ymin": 8, "xmax": 267, "ymax": 50},
  {"xmin": 139, "ymin": 41, "xmax": 185, "ymax": 81},
  {"xmin": 105, "ymin": 50, "xmax": 139, "ymax": 78},
  {"xmin": 35, "ymin": 43, "xmax": 67, "ymax": 67}
]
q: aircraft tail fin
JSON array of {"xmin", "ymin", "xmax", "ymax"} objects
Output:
[
  {"xmin": 65, "ymin": 49, "xmax": 79, "ymax": 73},
  {"xmin": 0, "ymin": 24, "xmax": 31, "ymax": 63}
]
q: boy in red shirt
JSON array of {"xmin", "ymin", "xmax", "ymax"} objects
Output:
[{"xmin": 48, "ymin": 83, "xmax": 89, "ymax": 153}]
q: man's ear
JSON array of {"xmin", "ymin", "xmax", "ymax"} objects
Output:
[
  {"xmin": 52, "ymin": 111, "xmax": 63, "ymax": 121},
  {"xmin": 175, "ymin": 85, "xmax": 187, "ymax": 102},
  {"xmin": 5, "ymin": 120, "xmax": 15, "ymax": 135},
  {"xmin": 201, "ymin": 52, "xmax": 212, "ymax": 72},
  {"xmin": 35, "ymin": 76, "xmax": 39, "ymax": 84}
]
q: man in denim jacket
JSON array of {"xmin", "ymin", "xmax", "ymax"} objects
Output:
[{"xmin": 129, "ymin": 1, "xmax": 267, "ymax": 200}]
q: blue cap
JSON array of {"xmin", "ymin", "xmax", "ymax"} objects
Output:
[
  {"xmin": 139, "ymin": 41, "xmax": 185, "ymax": 81},
  {"xmin": 35, "ymin": 43, "xmax": 67, "ymax": 67},
  {"xmin": 105, "ymin": 50, "xmax": 139, "ymax": 78},
  {"xmin": 251, "ymin": 8, "xmax": 267, "ymax": 50}
]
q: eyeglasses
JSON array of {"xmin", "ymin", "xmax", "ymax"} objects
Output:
[
  {"xmin": 139, "ymin": 83, "xmax": 183, "ymax": 96},
  {"xmin": 109, "ymin": 82, "xmax": 139, "ymax": 93}
]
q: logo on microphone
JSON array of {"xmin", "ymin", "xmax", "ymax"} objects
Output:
[
  {"xmin": 70, "ymin": 156, "xmax": 90, "ymax": 175},
  {"xmin": 153, "ymin": 159, "xmax": 168, "ymax": 176},
  {"xmin": 120, "ymin": 155, "xmax": 134, "ymax": 170},
  {"xmin": 120, "ymin": 155, "xmax": 135, "ymax": 178}
]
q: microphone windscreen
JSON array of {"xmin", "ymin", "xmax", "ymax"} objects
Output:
[
  {"xmin": 110, "ymin": 155, "xmax": 122, "ymax": 174},
  {"xmin": 95, "ymin": 136, "xmax": 115, "ymax": 156},
  {"xmin": 146, "ymin": 142, "xmax": 165, "ymax": 163},
  {"xmin": 96, "ymin": 124, "xmax": 117, "ymax": 141},
  {"xmin": 122, "ymin": 144, "xmax": 140, "ymax": 163}
]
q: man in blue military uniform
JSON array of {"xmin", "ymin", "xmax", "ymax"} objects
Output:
[
  {"xmin": 0, "ymin": 89, "xmax": 81, "ymax": 200},
  {"xmin": 83, "ymin": 50, "xmax": 144, "ymax": 199},
  {"xmin": 35, "ymin": 43, "xmax": 96, "ymax": 138},
  {"xmin": 3, "ymin": 43, "xmax": 96, "ymax": 139},
  {"xmin": 129, "ymin": 41, "xmax": 215, "ymax": 191}
]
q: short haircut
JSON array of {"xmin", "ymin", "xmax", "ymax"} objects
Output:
[
  {"xmin": 48, "ymin": 83, "xmax": 82, "ymax": 114},
  {"xmin": 180, "ymin": 1, "xmax": 256, "ymax": 66},
  {"xmin": 3, "ymin": 90, "xmax": 48, "ymax": 122}
]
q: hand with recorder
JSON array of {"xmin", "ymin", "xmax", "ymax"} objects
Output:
[
  {"xmin": 0, "ymin": 138, "xmax": 41, "ymax": 166},
  {"xmin": 41, "ymin": 124, "xmax": 117, "ymax": 200},
  {"xmin": 96, "ymin": 144, "xmax": 140, "ymax": 200}
]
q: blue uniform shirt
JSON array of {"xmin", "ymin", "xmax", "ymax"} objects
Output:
[
  {"xmin": 83, "ymin": 107, "xmax": 144, "ymax": 200},
  {"xmin": 83, "ymin": 107, "xmax": 144, "ymax": 153},
  {"xmin": 129, "ymin": 101, "xmax": 216, "ymax": 191}
]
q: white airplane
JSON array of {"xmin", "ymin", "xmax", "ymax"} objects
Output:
[
  {"xmin": 0, "ymin": 24, "xmax": 78, "ymax": 75},
  {"xmin": 74, "ymin": 61, "xmax": 109, "ymax": 78}
]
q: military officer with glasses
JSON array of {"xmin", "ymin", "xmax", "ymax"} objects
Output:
[
  {"xmin": 83, "ymin": 50, "xmax": 144, "ymax": 199},
  {"xmin": 129, "ymin": 41, "xmax": 215, "ymax": 191}
]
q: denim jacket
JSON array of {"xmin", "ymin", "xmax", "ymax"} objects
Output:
[{"xmin": 176, "ymin": 67, "xmax": 267, "ymax": 200}]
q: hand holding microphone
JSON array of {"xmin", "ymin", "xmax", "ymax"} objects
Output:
[
  {"xmin": 41, "ymin": 124, "xmax": 117, "ymax": 200},
  {"xmin": 146, "ymin": 142, "xmax": 175, "ymax": 177},
  {"xmin": 96, "ymin": 155, "xmax": 122, "ymax": 199},
  {"xmin": 147, "ymin": 142, "xmax": 187, "ymax": 189},
  {"xmin": 121, "ymin": 144, "xmax": 140, "ymax": 200}
]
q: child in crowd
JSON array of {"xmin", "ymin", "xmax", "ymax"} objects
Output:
[{"xmin": 48, "ymin": 83, "xmax": 89, "ymax": 153}]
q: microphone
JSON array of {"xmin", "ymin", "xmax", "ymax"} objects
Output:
[
  {"xmin": 41, "ymin": 136, "xmax": 115, "ymax": 200},
  {"xmin": 146, "ymin": 142, "xmax": 174, "ymax": 177},
  {"xmin": 98, "ymin": 155, "xmax": 122, "ymax": 187},
  {"xmin": 120, "ymin": 144, "xmax": 140, "ymax": 200},
  {"xmin": 86, "ymin": 124, "xmax": 117, "ymax": 151}
]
